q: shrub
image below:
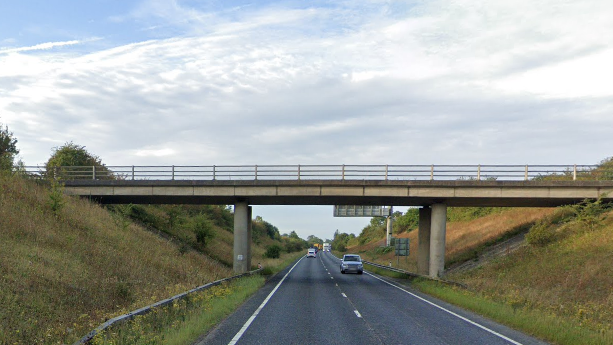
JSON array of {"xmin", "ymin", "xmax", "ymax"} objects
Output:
[
  {"xmin": 192, "ymin": 215, "xmax": 214, "ymax": 245},
  {"xmin": 264, "ymin": 245, "xmax": 282, "ymax": 259},
  {"xmin": 526, "ymin": 222, "xmax": 557, "ymax": 247},
  {"xmin": 47, "ymin": 179, "xmax": 65, "ymax": 215}
]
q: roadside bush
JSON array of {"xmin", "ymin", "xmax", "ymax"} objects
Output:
[
  {"xmin": 192, "ymin": 215, "xmax": 215, "ymax": 245},
  {"xmin": 264, "ymin": 245, "xmax": 282, "ymax": 259},
  {"xmin": 334, "ymin": 242, "xmax": 347, "ymax": 252},
  {"xmin": 526, "ymin": 222, "xmax": 557, "ymax": 247}
]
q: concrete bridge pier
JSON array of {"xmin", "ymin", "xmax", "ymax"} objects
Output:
[
  {"xmin": 233, "ymin": 202, "xmax": 252, "ymax": 273},
  {"xmin": 429, "ymin": 203, "xmax": 447, "ymax": 278},
  {"xmin": 417, "ymin": 207, "xmax": 431, "ymax": 275},
  {"xmin": 386, "ymin": 216, "xmax": 393, "ymax": 246}
]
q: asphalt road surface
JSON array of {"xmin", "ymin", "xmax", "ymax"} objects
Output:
[{"xmin": 196, "ymin": 252, "xmax": 549, "ymax": 345}]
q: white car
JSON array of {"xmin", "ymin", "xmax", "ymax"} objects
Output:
[
  {"xmin": 307, "ymin": 248, "xmax": 316, "ymax": 258},
  {"xmin": 340, "ymin": 254, "xmax": 363, "ymax": 274}
]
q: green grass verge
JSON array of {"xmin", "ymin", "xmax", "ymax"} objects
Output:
[
  {"xmin": 91, "ymin": 252, "xmax": 304, "ymax": 345},
  {"xmin": 91, "ymin": 275, "xmax": 265, "ymax": 345},
  {"xmin": 363, "ymin": 263, "xmax": 412, "ymax": 279},
  {"xmin": 411, "ymin": 279, "xmax": 613, "ymax": 345}
]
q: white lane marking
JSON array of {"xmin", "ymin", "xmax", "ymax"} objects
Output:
[
  {"xmin": 354, "ymin": 310, "xmax": 362, "ymax": 318},
  {"xmin": 342, "ymin": 293, "xmax": 347, "ymax": 298},
  {"xmin": 365, "ymin": 272, "xmax": 524, "ymax": 345},
  {"xmin": 331, "ymin": 277, "xmax": 334, "ymax": 279},
  {"xmin": 228, "ymin": 257, "xmax": 303, "ymax": 345}
]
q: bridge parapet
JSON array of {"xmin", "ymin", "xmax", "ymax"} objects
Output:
[{"xmin": 23, "ymin": 164, "xmax": 612, "ymax": 182}]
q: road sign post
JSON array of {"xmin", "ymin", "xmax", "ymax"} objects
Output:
[{"xmin": 394, "ymin": 238, "xmax": 409, "ymax": 267}]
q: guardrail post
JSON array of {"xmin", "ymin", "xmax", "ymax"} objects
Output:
[
  {"xmin": 255, "ymin": 165, "xmax": 258, "ymax": 180},
  {"xmin": 573, "ymin": 164, "xmax": 577, "ymax": 181},
  {"xmin": 477, "ymin": 164, "xmax": 481, "ymax": 181},
  {"xmin": 131, "ymin": 166, "xmax": 135, "ymax": 180},
  {"xmin": 385, "ymin": 165, "xmax": 388, "ymax": 181},
  {"xmin": 342, "ymin": 164, "xmax": 345, "ymax": 181},
  {"xmin": 524, "ymin": 165, "xmax": 529, "ymax": 181},
  {"xmin": 298, "ymin": 164, "xmax": 301, "ymax": 181},
  {"xmin": 92, "ymin": 166, "xmax": 96, "ymax": 180},
  {"xmin": 430, "ymin": 165, "xmax": 434, "ymax": 181}
]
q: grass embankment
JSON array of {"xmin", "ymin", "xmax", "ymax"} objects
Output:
[
  {"xmin": 0, "ymin": 174, "xmax": 299, "ymax": 344},
  {"xmin": 445, "ymin": 208, "xmax": 613, "ymax": 344},
  {"xmin": 352, "ymin": 208, "xmax": 553, "ymax": 272},
  {"xmin": 91, "ymin": 251, "xmax": 304, "ymax": 344},
  {"xmin": 351, "ymin": 206, "xmax": 613, "ymax": 344}
]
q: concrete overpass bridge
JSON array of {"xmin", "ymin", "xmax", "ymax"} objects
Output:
[{"xmin": 39, "ymin": 164, "xmax": 613, "ymax": 278}]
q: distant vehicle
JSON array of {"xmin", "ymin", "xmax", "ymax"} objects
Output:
[
  {"xmin": 323, "ymin": 243, "xmax": 331, "ymax": 252},
  {"xmin": 307, "ymin": 248, "xmax": 317, "ymax": 258},
  {"xmin": 340, "ymin": 254, "xmax": 363, "ymax": 274}
]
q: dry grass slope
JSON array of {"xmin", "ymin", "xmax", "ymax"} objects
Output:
[
  {"xmin": 0, "ymin": 174, "xmax": 233, "ymax": 344},
  {"xmin": 349, "ymin": 205, "xmax": 613, "ymax": 342},
  {"xmin": 351, "ymin": 208, "xmax": 554, "ymax": 272},
  {"xmin": 452, "ymin": 210, "xmax": 613, "ymax": 335}
]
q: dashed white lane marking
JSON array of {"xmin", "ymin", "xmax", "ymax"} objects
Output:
[
  {"xmin": 354, "ymin": 310, "xmax": 362, "ymax": 318},
  {"xmin": 331, "ymin": 277, "xmax": 334, "ymax": 279},
  {"xmin": 228, "ymin": 257, "xmax": 303, "ymax": 345},
  {"xmin": 365, "ymin": 272, "xmax": 524, "ymax": 345},
  {"xmin": 342, "ymin": 293, "xmax": 347, "ymax": 298}
]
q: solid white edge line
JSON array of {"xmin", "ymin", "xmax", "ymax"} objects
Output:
[
  {"xmin": 365, "ymin": 272, "xmax": 524, "ymax": 345},
  {"xmin": 354, "ymin": 310, "xmax": 362, "ymax": 318},
  {"xmin": 228, "ymin": 257, "xmax": 304, "ymax": 345},
  {"xmin": 342, "ymin": 293, "xmax": 347, "ymax": 298}
]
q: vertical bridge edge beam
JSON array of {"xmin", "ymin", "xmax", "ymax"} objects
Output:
[
  {"xmin": 429, "ymin": 203, "xmax": 447, "ymax": 278},
  {"xmin": 417, "ymin": 207, "xmax": 431, "ymax": 276},
  {"xmin": 233, "ymin": 202, "xmax": 251, "ymax": 273}
]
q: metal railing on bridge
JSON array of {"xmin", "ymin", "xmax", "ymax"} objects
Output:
[{"xmin": 22, "ymin": 164, "xmax": 613, "ymax": 182}]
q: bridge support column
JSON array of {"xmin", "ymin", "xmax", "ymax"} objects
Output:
[
  {"xmin": 417, "ymin": 207, "xmax": 431, "ymax": 275},
  {"xmin": 429, "ymin": 203, "xmax": 447, "ymax": 278},
  {"xmin": 233, "ymin": 202, "xmax": 252, "ymax": 273},
  {"xmin": 386, "ymin": 216, "xmax": 393, "ymax": 246}
]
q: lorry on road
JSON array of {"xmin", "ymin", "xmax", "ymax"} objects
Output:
[{"xmin": 323, "ymin": 242, "xmax": 331, "ymax": 252}]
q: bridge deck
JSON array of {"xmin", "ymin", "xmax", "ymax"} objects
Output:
[{"xmin": 63, "ymin": 180, "xmax": 613, "ymax": 207}]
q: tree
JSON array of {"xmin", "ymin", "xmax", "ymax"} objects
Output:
[
  {"xmin": 45, "ymin": 142, "xmax": 112, "ymax": 179},
  {"xmin": 0, "ymin": 123, "xmax": 19, "ymax": 171},
  {"xmin": 264, "ymin": 244, "xmax": 282, "ymax": 259},
  {"xmin": 307, "ymin": 235, "xmax": 323, "ymax": 246}
]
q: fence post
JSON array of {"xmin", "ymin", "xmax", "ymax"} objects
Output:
[
  {"xmin": 172, "ymin": 165, "xmax": 175, "ymax": 180},
  {"xmin": 477, "ymin": 164, "xmax": 481, "ymax": 181},
  {"xmin": 132, "ymin": 166, "xmax": 135, "ymax": 180},
  {"xmin": 342, "ymin": 164, "xmax": 345, "ymax": 181},
  {"xmin": 430, "ymin": 165, "xmax": 434, "ymax": 181},
  {"xmin": 213, "ymin": 165, "xmax": 216, "ymax": 180},
  {"xmin": 92, "ymin": 166, "xmax": 96, "ymax": 180},
  {"xmin": 255, "ymin": 165, "xmax": 258, "ymax": 180},
  {"xmin": 524, "ymin": 165, "xmax": 529, "ymax": 181},
  {"xmin": 298, "ymin": 164, "xmax": 301, "ymax": 181},
  {"xmin": 385, "ymin": 165, "xmax": 388, "ymax": 181},
  {"xmin": 573, "ymin": 164, "xmax": 577, "ymax": 181}
]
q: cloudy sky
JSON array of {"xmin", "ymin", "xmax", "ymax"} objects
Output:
[{"xmin": 1, "ymin": 0, "xmax": 612, "ymax": 240}]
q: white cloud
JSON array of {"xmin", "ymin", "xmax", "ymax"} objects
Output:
[
  {"xmin": 1, "ymin": 0, "xmax": 612, "ymax": 170},
  {"xmin": 0, "ymin": 40, "xmax": 82, "ymax": 54}
]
